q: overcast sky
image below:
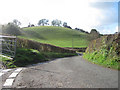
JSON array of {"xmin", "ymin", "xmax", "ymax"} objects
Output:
[{"xmin": 0, "ymin": 0, "xmax": 119, "ymax": 34}]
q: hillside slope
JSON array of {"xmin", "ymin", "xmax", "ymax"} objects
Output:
[
  {"xmin": 83, "ymin": 33, "xmax": 120, "ymax": 70},
  {"xmin": 19, "ymin": 26, "xmax": 90, "ymax": 48}
]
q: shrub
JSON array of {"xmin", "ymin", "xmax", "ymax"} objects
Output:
[
  {"xmin": 13, "ymin": 48, "xmax": 77, "ymax": 67},
  {"xmin": 2, "ymin": 23, "xmax": 21, "ymax": 36},
  {"xmin": 90, "ymin": 29, "xmax": 100, "ymax": 40}
]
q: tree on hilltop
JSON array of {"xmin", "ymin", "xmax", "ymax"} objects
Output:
[
  {"xmin": 63, "ymin": 22, "xmax": 72, "ymax": 29},
  {"xmin": 28, "ymin": 23, "xmax": 35, "ymax": 27},
  {"xmin": 51, "ymin": 19, "xmax": 62, "ymax": 26},
  {"xmin": 38, "ymin": 19, "xmax": 49, "ymax": 26},
  {"xmin": 63, "ymin": 22, "xmax": 67, "ymax": 27}
]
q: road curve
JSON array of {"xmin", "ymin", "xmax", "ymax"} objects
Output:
[{"xmin": 12, "ymin": 56, "xmax": 118, "ymax": 88}]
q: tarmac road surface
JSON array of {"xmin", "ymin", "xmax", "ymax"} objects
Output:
[{"xmin": 1, "ymin": 56, "xmax": 119, "ymax": 88}]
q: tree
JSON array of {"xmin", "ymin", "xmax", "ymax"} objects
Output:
[
  {"xmin": 2, "ymin": 23, "xmax": 21, "ymax": 36},
  {"xmin": 75, "ymin": 28, "xmax": 89, "ymax": 34},
  {"xmin": 38, "ymin": 19, "xmax": 49, "ymax": 26},
  {"xmin": 64, "ymin": 25, "xmax": 72, "ymax": 29},
  {"xmin": 90, "ymin": 29, "xmax": 100, "ymax": 40},
  {"xmin": 90, "ymin": 29, "xmax": 100, "ymax": 35},
  {"xmin": 13, "ymin": 19, "xmax": 21, "ymax": 26},
  {"xmin": 51, "ymin": 19, "xmax": 62, "ymax": 26},
  {"xmin": 63, "ymin": 22, "xmax": 67, "ymax": 27},
  {"xmin": 31, "ymin": 24, "xmax": 35, "ymax": 27},
  {"xmin": 63, "ymin": 22, "xmax": 72, "ymax": 29},
  {"xmin": 0, "ymin": 24, "xmax": 2, "ymax": 33},
  {"xmin": 75, "ymin": 28, "xmax": 80, "ymax": 30},
  {"xmin": 28, "ymin": 23, "xmax": 35, "ymax": 27},
  {"xmin": 51, "ymin": 20, "xmax": 56, "ymax": 26}
]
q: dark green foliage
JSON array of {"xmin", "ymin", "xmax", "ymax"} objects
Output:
[
  {"xmin": 14, "ymin": 48, "xmax": 77, "ymax": 67},
  {"xmin": 14, "ymin": 48, "xmax": 46, "ymax": 66},
  {"xmin": 0, "ymin": 56, "xmax": 16, "ymax": 68},
  {"xmin": 1, "ymin": 48, "xmax": 77, "ymax": 68}
]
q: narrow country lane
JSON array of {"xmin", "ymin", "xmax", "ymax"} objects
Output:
[{"xmin": 2, "ymin": 56, "xmax": 119, "ymax": 88}]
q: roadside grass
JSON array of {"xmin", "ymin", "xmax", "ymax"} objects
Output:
[
  {"xmin": 83, "ymin": 51, "xmax": 120, "ymax": 70},
  {"xmin": 1, "ymin": 48, "xmax": 77, "ymax": 68},
  {"xmin": 0, "ymin": 56, "xmax": 16, "ymax": 68},
  {"xmin": 19, "ymin": 26, "xmax": 90, "ymax": 48}
]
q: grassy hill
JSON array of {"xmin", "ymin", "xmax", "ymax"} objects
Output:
[{"xmin": 19, "ymin": 26, "xmax": 90, "ymax": 48}]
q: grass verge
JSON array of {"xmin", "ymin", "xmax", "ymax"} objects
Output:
[
  {"xmin": 83, "ymin": 51, "xmax": 120, "ymax": 70},
  {"xmin": 1, "ymin": 48, "xmax": 77, "ymax": 68}
]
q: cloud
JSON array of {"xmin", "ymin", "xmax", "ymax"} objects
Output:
[
  {"xmin": 101, "ymin": 29, "xmax": 112, "ymax": 34},
  {"xmin": 87, "ymin": 2, "xmax": 118, "ymax": 34},
  {"xmin": 90, "ymin": 2, "xmax": 116, "ymax": 9},
  {"xmin": 89, "ymin": 2, "xmax": 118, "ymax": 25}
]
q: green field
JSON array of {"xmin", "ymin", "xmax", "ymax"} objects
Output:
[{"xmin": 19, "ymin": 26, "xmax": 90, "ymax": 48}]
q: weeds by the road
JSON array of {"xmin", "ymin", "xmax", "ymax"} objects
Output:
[
  {"xmin": 1, "ymin": 48, "xmax": 77, "ymax": 68},
  {"xmin": 83, "ymin": 51, "xmax": 120, "ymax": 70}
]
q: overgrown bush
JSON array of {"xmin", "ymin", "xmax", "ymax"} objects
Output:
[
  {"xmin": 83, "ymin": 49, "xmax": 120, "ymax": 70},
  {"xmin": 14, "ymin": 48, "xmax": 77, "ymax": 67},
  {"xmin": 2, "ymin": 23, "xmax": 21, "ymax": 36},
  {"xmin": 1, "ymin": 48, "xmax": 77, "ymax": 68},
  {"xmin": 90, "ymin": 29, "xmax": 100, "ymax": 40},
  {"xmin": 84, "ymin": 33, "xmax": 120, "ymax": 70},
  {"xmin": 14, "ymin": 48, "xmax": 47, "ymax": 66}
]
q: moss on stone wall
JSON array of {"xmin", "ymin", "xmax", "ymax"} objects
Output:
[{"xmin": 84, "ymin": 33, "xmax": 120, "ymax": 70}]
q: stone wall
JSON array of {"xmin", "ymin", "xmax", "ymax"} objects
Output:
[
  {"xmin": 17, "ymin": 38, "xmax": 76, "ymax": 53},
  {"xmin": 86, "ymin": 33, "xmax": 120, "ymax": 55}
]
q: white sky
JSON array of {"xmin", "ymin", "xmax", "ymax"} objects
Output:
[{"xmin": 0, "ymin": 0, "xmax": 119, "ymax": 34}]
